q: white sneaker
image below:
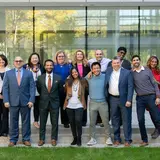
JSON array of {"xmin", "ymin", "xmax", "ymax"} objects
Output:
[
  {"xmin": 87, "ymin": 138, "xmax": 97, "ymax": 146},
  {"xmin": 106, "ymin": 137, "xmax": 113, "ymax": 145}
]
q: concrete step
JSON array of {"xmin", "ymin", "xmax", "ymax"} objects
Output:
[
  {"xmin": 0, "ymin": 125, "xmax": 159, "ymax": 147},
  {"xmin": 29, "ymin": 124, "xmax": 155, "ymax": 134},
  {"xmin": 1, "ymin": 134, "xmax": 160, "ymax": 147}
]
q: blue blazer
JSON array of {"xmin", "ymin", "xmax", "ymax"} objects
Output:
[
  {"xmin": 3, "ymin": 68, "xmax": 35, "ymax": 106},
  {"xmin": 105, "ymin": 67, "xmax": 134, "ymax": 106}
]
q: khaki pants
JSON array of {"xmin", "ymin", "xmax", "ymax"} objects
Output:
[{"xmin": 89, "ymin": 100, "xmax": 111, "ymax": 139}]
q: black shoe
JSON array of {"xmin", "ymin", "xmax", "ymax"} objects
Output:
[
  {"xmin": 82, "ymin": 122, "xmax": 86, "ymax": 127},
  {"xmin": 77, "ymin": 137, "xmax": 81, "ymax": 146},
  {"xmin": 71, "ymin": 138, "xmax": 77, "ymax": 145},
  {"xmin": 64, "ymin": 124, "xmax": 69, "ymax": 128},
  {"xmin": 151, "ymin": 129, "xmax": 159, "ymax": 139}
]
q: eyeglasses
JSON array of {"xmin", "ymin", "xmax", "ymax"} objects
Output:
[
  {"xmin": 57, "ymin": 56, "xmax": 65, "ymax": 58},
  {"xmin": 15, "ymin": 60, "xmax": 23, "ymax": 63},
  {"xmin": 96, "ymin": 53, "xmax": 102, "ymax": 56}
]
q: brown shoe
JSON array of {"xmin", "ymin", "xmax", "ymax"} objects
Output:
[
  {"xmin": 23, "ymin": 141, "xmax": 31, "ymax": 146},
  {"xmin": 51, "ymin": 139, "xmax": 57, "ymax": 146},
  {"xmin": 140, "ymin": 142, "xmax": 148, "ymax": 147},
  {"xmin": 8, "ymin": 142, "xmax": 16, "ymax": 147},
  {"xmin": 38, "ymin": 140, "xmax": 45, "ymax": 146},
  {"xmin": 114, "ymin": 141, "xmax": 121, "ymax": 146},
  {"xmin": 124, "ymin": 142, "xmax": 131, "ymax": 147}
]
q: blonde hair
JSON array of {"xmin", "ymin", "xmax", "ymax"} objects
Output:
[
  {"xmin": 72, "ymin": 49, "xmax": 88, "ymax": 67},
  {"xmin": 147, "ymin": 56, "xmax": 159, "ymax": 71},
  {"xmin": 54, "ymin": 50, "xmax": 69, "ymax": 64}
]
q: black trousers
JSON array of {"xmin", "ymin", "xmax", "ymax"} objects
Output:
[
  {"xmin": 66, "ymin": 108, "xmax": 83, "ymax": 138},
  {"xmin": 59, "ymin": 89, "xmax": 69, "ymax": 125},
  {"xmin": 0, "ymin": 99, "xmax": 9, "ymax": 134},
  {"xmin": 39, "ymin": 102, "xmax": 59, "ymax": 141},
  {"xmin": 33, "ymin": 96, "xmax": 40, "ymax": 122}
]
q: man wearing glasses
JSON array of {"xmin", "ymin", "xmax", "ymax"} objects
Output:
[{"xmin": 3, "ymin": 56, "xmax": 35, "ymax": 147}]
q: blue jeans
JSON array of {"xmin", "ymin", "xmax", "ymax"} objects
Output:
[
  {"xmin": 10, "ymin": 105, "xmax": 31, "ymax": 143},
  {"xmin": 136, "ymin": 94, "xmax": 160, "ymax": 143},
  {"xmin": 110, "ymin": 96, "xmax": 132, "ymax": 143}
]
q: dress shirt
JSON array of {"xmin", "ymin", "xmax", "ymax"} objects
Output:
[
  {"xmin": 133, "ymin": 66, "xmax": 145, "ymax": 73},
  {"xmin": 109, "ymin": 68, "xmax": 121, "ymax": 96},
  {"xmin": 45, "ymin": 73, "xmax": 53, "ymax": 88},
  {"xmin": 88, "ymin": 58, "xmax": 111, "ymax": 73},
  {"xmin": 15, "ymin": 67, "xmax": 23, "ymax": 79}
]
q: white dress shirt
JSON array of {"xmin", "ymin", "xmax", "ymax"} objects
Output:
[
  {"xmin": 45, "ymin": 73, "xmax": 53, "ymax": 88},
  {"xmin": 109, "ymin": 68, "xmax": 121, "ymax": 96},
  {"xmin": 133, "ymin": 66, "xmax": 145, "ymax": 73}
]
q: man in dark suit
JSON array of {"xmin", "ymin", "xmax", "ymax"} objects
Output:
[
  {"xmin": 105, "ymin": 56, "xmax": 134, "ymax": 147},
  {"xmin": 3, "ymin": 56, "xmax": 35, "ymax": 147},
  {"xmin": 37, "ymin": 59, "xmax": 62, "ymax": 146}
]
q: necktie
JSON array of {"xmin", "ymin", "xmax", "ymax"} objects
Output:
[
  {"xmin": 48, "ymin": 74, "xmax": 51, "ymax": 93},
  {"xmin": 17, "ymin": 69, "xmax": 21, "ymax": 86}
]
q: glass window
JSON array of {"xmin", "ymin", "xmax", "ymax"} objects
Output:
[
  {"xmin": 35, "ymin": 7, "xmax": 86, "ymax": 62},
  {"xmin": 0, "ymin": 6, "xmax": 160, "ymax": 66},
  {"xmin": 5, "ymin": 7, "xmax": 33, "ymax": 66},
  {"xmin": 87, "ymin": 7, "xmax": 139, "ymax": 61},
  {"xmin": 140, "ymin": 7, "xmax": 160, "ymax": 64}
]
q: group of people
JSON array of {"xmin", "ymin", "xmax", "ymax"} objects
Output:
[{"xmin": 0, "ymin": 47, "xmax": 160, "ymax": 147}]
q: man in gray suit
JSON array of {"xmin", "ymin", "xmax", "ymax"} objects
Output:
[
  {"xmin": 37, "ymin": 59, "xmax": 62, "ymax": 146},
  {"xmin": 3, "ymin": 56, "xmax": 35, "ymax": 147}
]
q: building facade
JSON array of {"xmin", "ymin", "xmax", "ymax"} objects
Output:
[{"xmin": 0, "ymin": 0, "xmax": 160, "ymax": 64}]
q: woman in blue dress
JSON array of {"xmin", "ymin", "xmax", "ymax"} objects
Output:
[{"xmin": 53, "ymin": 50, "xmax": 72, "ymax": 128}]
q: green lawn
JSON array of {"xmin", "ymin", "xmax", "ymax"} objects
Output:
[{"xmin": 0, "ymin": 147, "xmax": 159, "ymax": 160}]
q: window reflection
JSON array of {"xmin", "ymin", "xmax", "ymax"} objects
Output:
[
  {"xmin": 87, "ymin": 8, "xmax": 138, "ymax": 61},
  {"xmin": 0, "ymin": 7, "xmax": 159, "ymax": 66},
  {"xmin": 35, "ymin": 8, "xmax": 86, "ymax": 62},
  {"xmin": 5, "ymin": 8, "xmax": 33, "ymax": 66}
]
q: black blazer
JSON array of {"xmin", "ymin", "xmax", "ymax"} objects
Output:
[
  {"xmin": 37, "ymin": 73, "xmax": 62, "ymax": 109},
  {"xmin": 74, "ymin": 63, "xmax": 91, "ymax": 77}
]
